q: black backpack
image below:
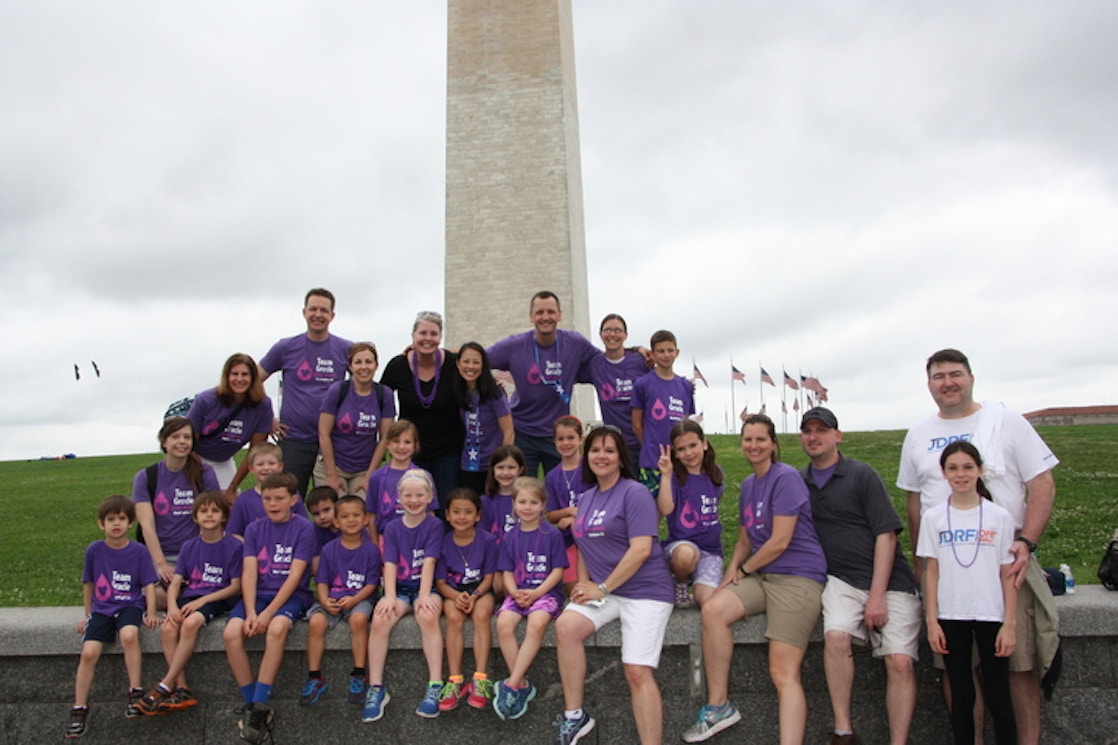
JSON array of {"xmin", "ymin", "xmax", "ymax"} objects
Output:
[{"xmin": 1097, "ymin": 537, "xmax": 1118, "ymax": 590}]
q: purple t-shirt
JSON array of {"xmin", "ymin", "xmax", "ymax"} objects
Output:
[
  {"xmin": 481, "ymin": 493, "xmax": 516, "ymax": 544},
  {"xmin": 187, "ymin": 388, "xmax": 275, "ymax": 462},
  {"xmin": 382, "ymin": 515, "xmax": 444, "ymax": 587},
  {"xmin": 319, "ymin": 381, "xmax": 396, "ymax": 472},
  {"xmin": 314, "ymin": 524, "xmax": 339, "ymax": 553},
  {"xmin": 315, "ymin": 535, "xmax": 382, "ymax": 601},
  {"xmin": 366, "ymin": 464, "xmax": 434, "ymax": 533},
  {"xmin": 260, "ymin": 333, "xmax": 353, "ymax": 442},
  {"xmin": 437, "ymin": 529, "xmax": 499, "ymax": 589},
  {"xmin": 131, "ymin": 462, "xmax": 221, "ymax": 554},
  {"xmin": 739, "ymin": 461, "xmax": 827, "ymax": 584},
  {"xmin": 242, "ymin": 513, "xmax": 316, "ymax": 604},
  {"xmin": 545, "ymin": 462, "xmax": 592, "ymax": 547},
  {"xmin": 461, "ymin": 390, "xmax": 512, "ymax": 472},
  {"xmin": 632, "ymin": 373, "xmax": 695, "ymax": 469},
  {"xmin": 227, "ymin": 487, "xmax": 308, "ymax": 537},
  {"xmin": 572, "ymin": 478, "xmax": 673, "ymax": 603},
  {"xmin": 487, "ymin": 330, "xmax": 600, "ymax": 437},
  {"xmin": 580, "ymin": 351, "xmax": 649, "ymax": 449},
  {"xmin": 175, "ymin": 533, "xmax": 244, "ymax": 600},
  {"xmin": 663, "ymin": 471, "xmax": 725, "ymax": 555},
  {"xmin": 498, "ymin": 522, "xmax": 568, "ymax": 604},
  {"xmin": 83, "ymin": 540, "xmax": 159, "ymax": 616}
]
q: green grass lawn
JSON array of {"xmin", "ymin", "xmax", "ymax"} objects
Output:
[{"xmin": 1, "ymin": 425, "xmax": 1115, "ymax": 606}]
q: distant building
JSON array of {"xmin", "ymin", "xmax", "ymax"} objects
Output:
[{"xmin": 1023, "ymin": 405, "xmax": 1118, "ymax": 427}]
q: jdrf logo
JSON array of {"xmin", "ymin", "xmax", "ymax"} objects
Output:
[{"xmin": 926, "ymin": 433, "xmax": 971, "ymax": 452}]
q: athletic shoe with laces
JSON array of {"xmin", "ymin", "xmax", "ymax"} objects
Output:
[
  {"xmin": 125, "ymin": 688, "xmax": 145, "ymax": 719},
  {"xmin": 437, "ymin": 679, "xmax": 467, "ymax": 711},
  {"xmin": 830, "ymin": 733, "xmax": 862, "ymax": 745},
  {"xmin": 553, "ymin": 710, "xmax": 595, "ymax": 745},
  {"xmin": 492, "ymin": 679, "xmax": 515, "ymax": 721},
  {"xmin": 467, "ymin": 677, "xmax": 494, "ymax": 709},
  {"xmin": 239, "ymin": 702, "xmax": 274, "ymax": 744},
  {"xmin": 347, "ymin": 675, "xmax": 367, "ymax": 705},
  {"xmin": 681, "ymin": 702, "xmax": 742, "ymax": 743},
  {"xmin": 137, "ymin": 685, "xmax": 172, "ymax": 715},
  {"xmin": 66, "ymin": 706, "xmax": 89, "ymax": 739},
  {"xmin": 299, "ymin": 677, "xmax": 328, "ymax": 706},
  {"xmin": 415, "ymin": 681, "xmax": 442, "ymax": 718},
  {"xmin": 165, "ymin": 687, "xmax": 197, "ymax": 710},
  {"xmin": 361, "ymin": 685, "xmax": 390, "ymax": 722},
  {"xmin": 506, "ymin": 681, "xmax": 537, "ymax": 720}
]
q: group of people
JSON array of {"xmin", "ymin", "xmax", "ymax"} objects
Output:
[{"xmin": 66, "ymin": 286, "xmax": 1059, "ymax": 745}]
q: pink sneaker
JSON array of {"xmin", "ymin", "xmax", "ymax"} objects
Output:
[
  {"xmin": 438, "ymin": 679, "xmax": 468, "ymax": 712},
  {"xmin": 467, "ymin": 677, "xmax": 494, "ymax": 709}
]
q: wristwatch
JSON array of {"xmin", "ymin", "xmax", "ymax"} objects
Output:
[
  {"xmin": 739, "ymin": 562, "xmax": 751, "ymax": 577},
  {"xmin": 597, "ymin": 582, "xmax": 610, "ymax": 596},
  {"xmin": 1016, "ymin": 536, "xmax": 1037, "ymax": 553}
]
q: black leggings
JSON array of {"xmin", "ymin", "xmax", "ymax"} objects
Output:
[{"xmin": 940, "ymin": 619, "xmax": 1017, "ymax": 745}]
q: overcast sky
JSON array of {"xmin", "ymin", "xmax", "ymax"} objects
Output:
[{"xmin": 2, "ymin": 1, "xmax": 1116, "ymax": 461}]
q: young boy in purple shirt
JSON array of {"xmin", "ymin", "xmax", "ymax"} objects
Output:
[
  {"xmin": 227, "ymin": 443, "xmax": 308, "ymax": 538},
  {"xmin": 223, "ymin": 473, "xmax": 316, "ymax": 745},
  {"xmin": 67, "ymin": 495, "xmax": 159, "ymax": 740},
  {"xmin": 631, "ymin": 329, "xmax": 695, "ymax": 496}
]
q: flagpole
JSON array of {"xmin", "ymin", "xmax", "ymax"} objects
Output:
[{"xmin": 729, "ymin": 359, "xmax": 736, "ymax": 434}]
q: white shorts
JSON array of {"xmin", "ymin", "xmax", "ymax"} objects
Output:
[
  {"xmin": 201, "ymin": 457, "xmax": 237, "ymax": 490},
  {"xmin": 821, "ymin": 575, "xmax": 921, "ymax": 660},
  {"xmin": 564, "ymin": 595, "xmax": 673, "ymax": 668}
]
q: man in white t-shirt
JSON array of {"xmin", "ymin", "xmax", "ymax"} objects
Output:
[{"xmin": 897, "ymin": 348, "xmax": 1058, "ymax": 745}]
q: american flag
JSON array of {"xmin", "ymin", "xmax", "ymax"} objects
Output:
[
  {"xmin": 731, "ymin": 365, "xmax": 746, "ymax": 384},
  {"xmin": 760, "ymin": 367, "xmax": 775, "ymax": 387},
  {"xmin": 783, "ymin": 370, "xmax": 800, "ymax": 390},
  {"xmin": 693, "ymin": 363, "xmax": 710, "ymax": 388},
  {"xmin": 781, "ymin": 400, "xmax": 787, "ymax": 414}
]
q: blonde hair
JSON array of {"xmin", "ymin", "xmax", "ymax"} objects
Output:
[{"xmin": 513, "ymin": 476, "xmax": 547, "ymax": 504}]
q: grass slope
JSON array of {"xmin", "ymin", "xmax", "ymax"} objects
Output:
[{"xmin": 1, "ymin": 426, "xmax": 1114, "ymax": 606}]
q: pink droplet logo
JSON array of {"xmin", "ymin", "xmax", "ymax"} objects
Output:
[
  {"xmin": 680, "ymin": 499, "xmax": 699, "ymax": 530},
  {"xmin": 95, "ymin": 574, "xmax": 112, "ymax": 602},
  {"xmin": 337, "ymin": 413, "xmax": 355, "ymax": 434},
  {"xmin": 397, "ymin": 552, "xmax": 411, "ymax": 581},
  {"xmin": 527, "ymin": 364, "xmax": 541, "ymax": 385},
  {"xmin": 154, "ymin": 492, "xmax": 171, "ymax": 516},
  {"xmin": 256, "ymin": 546, "xmax": 271, "ymax": 575},
  {"xmin": 650, "ymin": 399, "xmax": 668, "ymax": 422},
  {"xmin": 297, "ymin": 359, "xmax": 313, "ymax": 382},
  {"xmin": 600, "ymin": 382, "xmax": 616, "ymax": 401}
]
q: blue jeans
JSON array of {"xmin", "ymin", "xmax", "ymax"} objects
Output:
[{"xmin": 514, "ymin": 433, "xmax": 559, "ymax": 479}]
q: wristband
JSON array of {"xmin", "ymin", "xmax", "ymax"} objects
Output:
[
  {"xmin": 739, "ymin": 562, "xmax": 751, "ymax": 577},
  {"xmin": 597, "ymin": 582, "xmax": 610, "ymax": 596},
  {"xmin": 1015, "ymin": 536, "xmax": 1037, "ymax": 553}
]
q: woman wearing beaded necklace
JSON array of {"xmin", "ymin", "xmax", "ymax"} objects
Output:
[
  {"xmin": 553, "ymin": 425, "xmax": 673, "ymax": 745},
  {"xmin": 380, "ymin": 311, "xmax": 465, "ymax": 507},
  {"xmin": 918, "ymin": 441, "xmax": 1018, "ymax": 745}
]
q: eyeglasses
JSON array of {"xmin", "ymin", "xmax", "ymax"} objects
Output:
[{"xmin": 600, "ymin": 327, "xmax": 626, "ymax": 335}]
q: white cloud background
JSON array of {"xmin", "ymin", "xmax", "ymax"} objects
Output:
[{"xmin": 2, "ymin": 1, "xmax": 1116, "ymax": 460}]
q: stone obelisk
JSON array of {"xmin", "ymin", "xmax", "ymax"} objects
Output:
[{"xmin": 443, "ymin": 0, "xmax": 590, "ymax": 353}]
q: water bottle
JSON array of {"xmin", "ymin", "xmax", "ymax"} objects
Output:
[{"xmin": 1059, "ymin": 563, "xmax": 1076, "ymax": 594}]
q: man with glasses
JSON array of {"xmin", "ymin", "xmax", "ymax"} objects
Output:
[{"xmin": 800, "ymin": 407, "xmax": 920, "ymax": 745}]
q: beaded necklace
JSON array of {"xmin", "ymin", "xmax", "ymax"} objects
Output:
[{"xmin": 945, "ymin": 495, "xmax": 983, "ymax": 568}]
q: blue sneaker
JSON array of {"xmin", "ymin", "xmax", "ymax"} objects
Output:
[
  {"xmin": 507, "ymin": 681, "xmax": 537, "ymax": 720},
  {"xmin": 553, "ymin": 710, "xmax": 596, "ymax": 745},
  {"xmin": 415, "ymin": 682, "xmax": 441, "ymax": 718},
  {"xmin": 361, "ymin": 685, "xmax": 389, "ymax": 723},
  {"xmin": 346, "ymin": 675, "xmax": 366, "ymax": 705},
  {"xmin": 299, "ymin": 678, "xmax": 327, "ymax": 706},
  {"xmin": 492, "ymin": 679, "xmax": 514, "ymax": 721}
]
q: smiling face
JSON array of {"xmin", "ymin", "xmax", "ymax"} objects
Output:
[
  {"xmin": 554, "ymin": 424, "xmax": 582, "ymax": 460},
  {"xmin": 672, "ymin": 430, "xmax": 708, "ymax": 473},
  {"xmin": 492, "ymin": 456, "xmax": 522, "ymax": 493},
  {"xmin": 599, "ymin": 318, "xmax": 628, "ymax": 354},
  {"xmin": 513, "ymin": 489, "xmax": 545, "ymax": 524},
  {"xmin": 530, "ymin": 295, "xmax": 561, "ymax": 340},
  {"xmin": 586, "ymin": 432, "xmax": 621, "ymax": 482},
  {"xmin": 456, "ymin": 346, "xmax": 483, "ymax": 383},
  {"xmin": 227, "ymin": 363, "xmax": 253, "ymax": 397},
  {"xmin": 942, "ymin": 450, "xmax": 982, "ymax": 494},
  {"xmin": 927, "ymin": 361, "xmax": 976, "ymax": 417},
  {"xmin": 194, "ymin": 502, "xmax": 225, "ymax": 532},
  {"xmin": 303, "ymin": 294, "xmax": 335, "ymax": 337},
  {"xmin": 740, "ymin": 423, "xmax": 776, "ymax": 468},
  {"xmin": 387, "ymin": 432, "xmax": 417, "ymax": 465},
  {"xmin": 799, "ymin": 420, "xmax": 843, "ymax": 465},
  {"xmin": 249, "ymin": 453, "xmax": 282, "ymax": 481},
  {"xmin": 412, "ymin": 320, "xmax": 442, "ymax": 357},
  {"xmin": 446, "ymin": 497, "xmax": 480, "ymax": 533},
  {"xmin": 334, "ymin": 500, "xmax": 368, "ymax": 536},
  {"xmin": 162, "ymin": 424, "xmax": 194, "ymax": 459},
  {"xmin": 651, "ymin": 340, "xmax": 679, "ymax": 372},
  {"xmin": 397, "ymin": 478, "xmax": 433, "ymax": 516},
  {"xmin": 349, "ymin": 348, "xmax": 378, "ymax": 383}
]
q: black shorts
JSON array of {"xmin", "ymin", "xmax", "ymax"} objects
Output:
[{"xmin": 83, "ymin": 607, "xmax": 143, "ymax": 644}]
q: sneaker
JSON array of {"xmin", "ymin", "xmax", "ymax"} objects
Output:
[
  {"xmin": 125, "ymin": 688, "xmax": 144, "ymax": 719},
  {"xmin": 66, "ymin": 706, "xmax": 88, "ymax": 739},
  {"xmin": 299, "ymin": 677, "xmax": 328, "ymax": 706},
  {"xmin": 438, "ymin": 679, "xmax": 467, "ymax": 712},
  {"xmin": 492, "ymin": 679, "xmax": 515, "ymax": 721},
  {"xmin": 506, "ymin": 681, "xmax": 537, "ymax": 720},
  {"xmin": 137, "ymin": 685, "xmax": 172, "ymax": 715},
  {"xmin": 361, "ymin": 685, "xmax": 390, "ymax": 722},
  {"xmin": 831, "ymin": 733, "xmax": 862, "ymax": 745},
  {"xmin": 164, "ymin": 687, "xmax": 198, "ymax": 711},
  {"xmin": 347, "ymin": 675, "xmax": 367, "ymax": 705},
  {"xmin": 467, "ymin": 677, "xmax": 494, "ymax": 709},
  {"xmin": 681, "ymin": 703, "xmax": 742, "ymax": 743},
  {"xmin": 553, "ymin": 710, "xmax": 596, "ymax": 745},
  {"xmin": 415, "ymin": 681, "xmax": 442, "ymax": 718},
  {"xmin": 675, "ymin": 581, "xmax": 693, "ymax": 605},
  {"xmin": 239, "ymin": 702, "xmax": 274, "ymax": 744}
]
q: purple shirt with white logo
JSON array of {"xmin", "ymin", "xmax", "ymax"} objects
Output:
[
  {"xmin": 663, "ymin": 471, "xmax": 725, "ymax": 555},
  {"xmin": 188, "ymin": 388, "xmax": 275, "ymax": 462},
  {"xmin": 437, "ymin": 529, "xmax": 498, "ymax": 589},
  {"xmin": 580, "ymin": 351, "xmax": 649, "ymax": 449},
  {"xmin": 461, "ymin": 390, "xmax": 512, "ymax": 473},
  {"xmin": 242, "ymin": 513, "xmax": 316, "ymax": 604},
  {"xmin": 481, "ymin": 493, "xmax": 516, "ymax": 545},
  {"xmin": 631, "ymin": 373, "xmax": 695, "ymax": 469},
  {"xmin": 83, "ymin": 540, "xmax": 159, "ymax": 616},
  {"xmin": 382, "ymin": 515, "xmax": 444, "ymax": 587},
  {"xmin": 175, "ymin": 533, "xmax": 244, "ymax": 600},
  {"xmin": 572, "ymin": 478, "xmax": 673, "ymax": 603},
  {"xmin": 260, "ymin": 333, "xmax": 353, "ymax": 442},
  {"xmin": 498, "ymin": 522, "xmax": 568, "ymax": 604},
  {"xmin": 487, "ymin": 330, "xmax": 600, "ymax": 437},
  {"xmin": 131, "ymin": 462, "xmax": 221, "ymax": 554},
  {"xmin": 739, "ymin": 461, "xmax": 827, "ymax": 584},
  {"xmin": 366, "ymin": 464, "xmax": 434, "ymax": 533},
  {"xmin": 319, "ymin": 381, "xmax": 396, "ymax": 472},
  {"xmin": 545, "ymin": 462, "xmax": 592, "ymax": 547},
  {"xmin": 315, "ymin": 535, "xmax": 382, "ymax": 601},
  {"xmin": 227, "ymin": 487, "xmax": 308, "ymax": 538}
]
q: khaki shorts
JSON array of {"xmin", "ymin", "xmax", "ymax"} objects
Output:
[
  {"xmin": 312, "ymin": 460, "xmax": 368, "ymax": 498},
  {"xmin": 821, "ymin": 575, "xmax": 921, "ymax": 660},
  {"xmin": 727, "ymin": 573, "xmax": 823, "ymax": 650}
]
